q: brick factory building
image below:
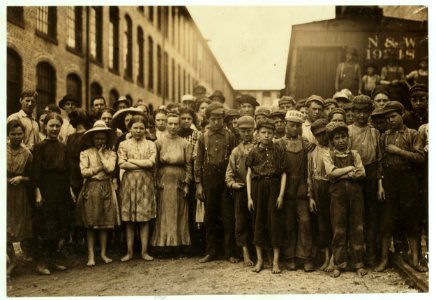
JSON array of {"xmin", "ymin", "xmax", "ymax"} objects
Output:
[{"xmin": 7, "ymin": 6, "xmax": 234, "ymax": 116}]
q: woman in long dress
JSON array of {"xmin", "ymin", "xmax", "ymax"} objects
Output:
[
  {"xmin": 118, "ymin": 115, "xmax": 157, "ymax": 262},
  {"xmin": 151, "ymin": 113, "xmax": 192, "ymax": 254},
  {"xmin": 7, "ymin": 120, "xmax": 33, "ymax": 276},
  {"xmin": 77, "ymin": 120, "xmax": 120, "ymax": 266}
]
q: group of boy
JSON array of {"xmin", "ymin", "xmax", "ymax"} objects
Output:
[{"xmin": 194, "ymin": 85, "xmax": 428, "ymax": 277}]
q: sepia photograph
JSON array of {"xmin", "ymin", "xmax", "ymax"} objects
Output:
[{"xmin": 3, "ymin": 0, "xmax": 431, "ymax": 298}]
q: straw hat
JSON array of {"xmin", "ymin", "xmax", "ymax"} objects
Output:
[
  {"xmin": 82, "ymin": 120, "xmax": 117, "ymax": 149},
  {"xmin": 112, "ymin": 107, "xmax": 146, "ymax": 130}
]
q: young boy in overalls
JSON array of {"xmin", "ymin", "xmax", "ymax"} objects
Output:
[
  {"xmin": 195, "ymin": 102, "xmax": 238, "ymax": 263},
  {"xmin": 323, "ymin": 122, "xmax": 367, "ymax": 278},
  {"xmin": 246, "ymin": 119, "xmax": 287, "ymax": 274},
  {"xmin": 375, "ymin": 101, "xmax": 427, "ymax": 272},
  {"xmin": 348, "ymin": 95, "xmax": 384, "ymax": 267},
  {"xmin": 225, "ymin": 116, "xmax": 256, "ymax": 266},
  {"xmin": 275, "ymin": 110, "xmax": 313, "ymax": 272},
  {"xmin": 307, "ymin": 118, "xmax": 332, "ymax": 271}
]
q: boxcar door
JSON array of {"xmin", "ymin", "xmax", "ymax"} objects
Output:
[{"xmin": 295, "ymin": 46, "xmax": 343, "ymax": 99}]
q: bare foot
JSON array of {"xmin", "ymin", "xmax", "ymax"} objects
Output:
[
  {"xmin": 101, "ymin": 255, "xmax": 113, "ymax": 264},
  {"xmin": 252, "ymin": 260, "xmax": 264, "ymax": 273},
  {"xmin": 121, "ymin": 253, "xmax": 133, "ymax": 262},
  {"xmin": 325, "ymin": 256, "xmax": 335, "ymax": 272},
  {"xmin": 304, "ymin": 260, "xmax": 314, "ymax": 272},
  {"xmin": 272, "ymin": 262, "xmax": 281, "ymax": 274},
  {"xmin": 228, "ymin": 256, "xmax": 239, "ymax": 263},
  {"xmin": 199, "ymin": 254, "xmax": 216, "ymax": 263},
  {"xmin": 411, "ymin": 262, "xmax": 428, "ymax": 272},
  {"xmin": 243, "ymin": 257, "xmax": 254, "ymax": 267},
  {"xmin": 319, "ymin": 259, "xmax": 329, "ymax": 271},
  {"xmin": 141, "ymin": 253, "xmax": 154, "ymax": 261},
  {"xmin": 357, "ymin": 268, "xmax": 368, "ymax": 277},
  {"xmin": 331, "ymin": 269, "xmax": 341, "ymax": 278},
  {"xmin": 374, "ymin": 260, "xmax": 388, "ymax": 272},
  {"xmin": 287, "ymin": 259, "xmax": 297, "ymax": 271},
  {"xmin": 86, "ymin": 259, "xmax": 96, "ymax": 267}
]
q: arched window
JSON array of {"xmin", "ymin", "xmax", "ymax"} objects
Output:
[
  {"xmin": 90, "ymin": 82, "xmax": 103, "ymax": 105},
  {"xmin": 123, "ymin": 14, "xmax": 133, "ymax": 79},
  {"xmin": 7, "ymin": 48, "xmax": 22, "ymax": 116},
  {"xmin": 109, "ymin": 7, "xmax": 119, "ymax": 72},
  {"xmin": 148, "ymin": 36, "xmax": 154, "ymax": 89},
  {"xmin": 137, "ymin": 26, "xmax": 144, "ymax": 85},
  {"xmin": 109, "ymin": 88, "xmax": 119, "ymax": 107},
  {"xmin": 66, "ymin": 74, "xmax": 82, "ymax": 106},
  {"xmin": 163, "ymin": 51, "xmax": 169, "ymax": 100},
  {"xmin": 36, "ymin": 62, "xmax": 56, "ymax": 111}
]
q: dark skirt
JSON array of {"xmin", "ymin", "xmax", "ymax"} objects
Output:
[
  {"xmin": 251, "ymin": 177, "xmax": 285, "ymax": 248},
  {"xmin": 34, "ymin": 172, "xmax": 70, "ymax": 240},
  {"xmin": 76, "ymin": 178, "xmax": 120, "ymax": 229},
  {"xmin": 7, "ymin": 182, "xmax": 33, "ymax": 242}
]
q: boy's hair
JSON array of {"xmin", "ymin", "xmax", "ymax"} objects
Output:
[
  {"xmin": 327, "ymin": 108, "xmax": 346, "ymax": 122},
  {"xmin": 352, "ymin": 95, "xmax": 374, "ymax": 112},
  {"xmin": 92, "ymin": 95, "xmax": 106, "ymax": 105},
  {"xmin": 20, "ymin": 89, "xmax": 38, "ymax": 100},
  {"xmin": 7, "ymin": 119, "xmax": 26, "ymax": 135},
  {"xmin": 69, "ymin": 108, "xmax": 92, "ymax": 129}
]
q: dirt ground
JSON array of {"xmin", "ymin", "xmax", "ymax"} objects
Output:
[{"xmin": 6, "ymin": 252, "xmax": 419, "ymax": 297}]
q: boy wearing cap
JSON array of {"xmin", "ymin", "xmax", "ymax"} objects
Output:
[
  {"xmin": 224, "ymin": 109, "xmax": 241, "ymax": 144},
  {"xmin": 370, "ymin": 107, "xmax": 388, "ymax": 134},
  {"xmin": 323, "ymin": 122, "xmax": 367, "ymax": 278},
  {"xmin": 372, "ymin": 85, "xmax": 391, "ymax": 110},
  {"xmin": 271, "ymin": 109, "xmax": 286, "ymax": 142},
  {"xmin": 348, "ymin": 95, "xmax": 384, "ymax": 267},
  {"xmin": 403, "ymin": 84, "xmax": 428, "ymax": 130},
  {"xmin": 302, "ymin": 95, "xmax": 325, "ymax": 145},
  {"xmin": 113, "ymin": 96, "xmax": 131, "ymax": 111},
  {"xmin": 225, "ymin": 116, "xmax": 256, "ymax": 266},
  {"xmin": 278, "ymin": 96, "xmax": 296, "ymax": 111},
  {"xmin": 237, "ymin": 94, "xmax": 259, "ymax": 117},
  {"xmin": 246, "ymin": 119, "xmax": 287, "ymax": 274},
  {"xmin": 376, "ymin": 101, "xmax": 427, "ymax": 272},
  {"xmin": 195, "ymin": 102, "xmax": 238, "ymax": 263},
  {"xmin": 307, "ymin": 118, "xmax": 332, "ymax": 271},
  {"xmin": 323, "ymin": 99, "xmax": 338, "ymax": 118},
  {"xmin": 276, "ymin": 110, "xmax": 314, "ymax": 272}
]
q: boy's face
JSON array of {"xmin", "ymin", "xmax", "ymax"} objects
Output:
[
  {"xmin": 410, "ymin": 93, "xmax": 428, "ymax": 114},
  {"xmin": 240, "ymin": 103, "xmax": 255, "ymax": 116},
  {"xmin": 279, "ymin": 103, "xmax": 294, "ymax": 111},
  {"xmin": 314, "ymin": 131, "xmax": 329, "ymax": 147},
  {"xmin": 324, "ymin": 104, "xmax": 336, "ymax": 116},
  {"xmin": 352, "ymin": 107, "xmax": 371, "ymax": 126},
  {"xmin": 208, "ymin": 115, "xmax": 224, "ymax": 131},
  {"xmin": 330, "ymin": 113, "xmax": 345, "ymax": 123},
  {"xmin": 386, "ymin": 111, "xmax": 403, "ymax": 130},
  {"xmin": 155, "ymin": 113, "xmax": 168, "ymax": 131},
  {"xmin": 307, "ymin": 102, "xmax": 323, "ymax": 123},
  {"xmin": 285, "ymin": 121, "xmax": 301, "ymax": 138},
  {"xmin": 332, "ymin": 131, "xmax": 349, "ymax": 152},
  {"xmin": 345, "ymin": 110, "xmax": 354, "ymax": 125},
  {"xmin": 374, "ymin": 94, "xmax": 390, "ymax": 109},
  {"xmin": 273, "ymin": 117, "xmax": 285, "ymax": 134},
  {"xmin": 255, "ymin": 115, "xmax": 267, "ymax": 124},
  {"xmin": 258, "ymin": 127, "xmax": 274, "ymax": 145},
  {"xmin": 238, "ymin": 127, "xmax": 254, "ymax": 143},
  {"xmin": 371, "ymin": 117, "xmax": 387, "ymax": 133},
  {"xmin": 367, "ymin": 66, "xmax": 375, "ymax": 75}
]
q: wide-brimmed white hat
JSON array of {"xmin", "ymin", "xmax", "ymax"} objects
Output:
[
  {"xmin": 112, "ymin": 107, "xmax": 146, "ymax": 131},
  {"xmin": 82, "ymin": 120, "xmax": 117, "ymax": 149}
]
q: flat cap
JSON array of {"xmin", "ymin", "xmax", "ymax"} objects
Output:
[
  {"xmin": 371, "ymin": 85, "xmax": 390, "ymax": 99},
  {"xmin": 324, "ymin": 98, "xmax": 338, "ymax": 108},
  {"xmin": 224, "ymin": 109, "xmax": 241, "ymax": 122},
  {"xmin": 382, "ymin": 101, "xmax": 404, "ymax": 115},
  {"xmin": 305, "ymin": 95, "xmax": 325, "ymax": 107},
  {"xmin": 237, "ymin": 115, "xmax": 255, "ymax": 129},
  {"xmin": 112, "ymin": 96, "xmax": 132, "ymax": 110},
  {"xmin": 409, "ymin": 83, "xmax": 428, "ymax": 95},
  {"xmin": 343, "ymin": 103, "xmax": 353, "ymax": 111},
  {"xmin": 270, "ymin": 109, "xmax": 286, "ymax": 120},
  {"xmin": 333, "ymin": 91, "xmax": 350, "ymax": 102},
  {"xmin": 326, "ymin": 121, "xmax": 349, "ymax": 137},
  {"xmin": 237, "ymin": 94, "xmax": 260, "ymax": 107},
  {"xmin": 205, "ymin": 102, "xmax": 225, "ymax": 118},
  {"xmin": 370, "ymin": 107, "xmax": 386, "ymax": 118},
  {"xmin": 278, "ymin": 96, "xmax": 296, "ymax": 106},
  {"xmin": 182, "ymin": 94, "xmax": 195, "ymax": 102},
  {"xmin": 352, "ymin": 95, "xmax": 373, "ymax": 111},
  {"xmin": 257, "ymin": 118, "xmax": 275, "ymax": 131},
  {"xmin": 255, "ymin": 107, "xmax": 271, "ymax": 117},
  {"xmin": 193, "ymin": 85, "xmax": 206, "ymax": 92},
  {"xmin": 311, "ymin": 118, "xmax": 329, "ymax": 135},
  {"xmin": 285, "ymin": 110, "xmax": 304, "ymax": 123}
]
